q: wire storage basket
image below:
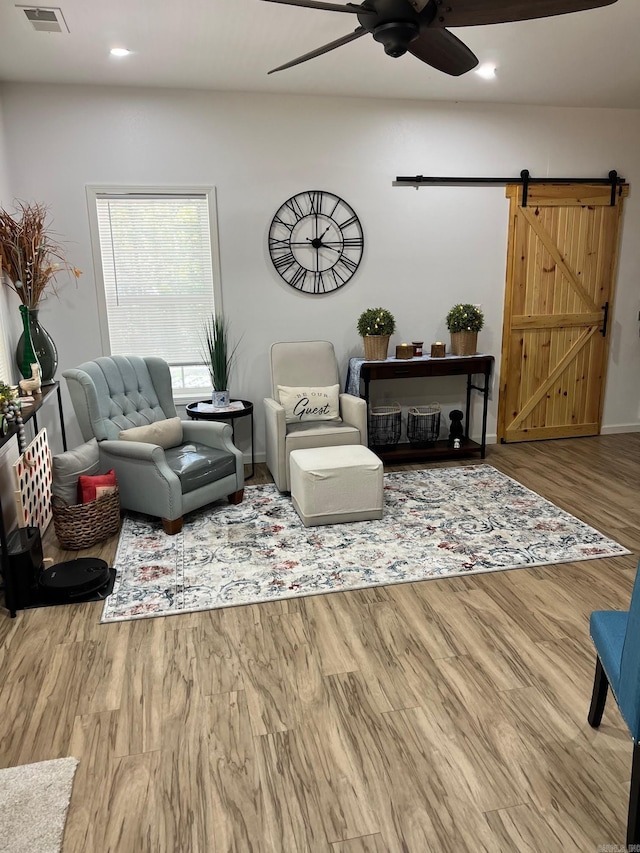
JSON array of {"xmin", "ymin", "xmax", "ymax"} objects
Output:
[
  {"xmin": 407, "ymin": 403, "xmax": 441, "ymax": 447},
  {"xmin": 369, "ymin": 403, "xmax": 402, "ymax": 448}
]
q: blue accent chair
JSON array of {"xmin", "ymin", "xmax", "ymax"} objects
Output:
[
  {"xmin": 63, "ymin": 356, "xmax": 244, "ymax": 535},
  {"xmin": 588, "ymin": 562, "xmax": 640, "ymax": 848}
]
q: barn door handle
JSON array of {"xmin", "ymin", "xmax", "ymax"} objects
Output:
[{"xmin": 600, "ymin": 302, "xmax": 609, "ymax": 337}]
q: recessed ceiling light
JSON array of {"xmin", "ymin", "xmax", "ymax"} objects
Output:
[
  {"xmin": 110, "ymin": 47, "xmax": 131, "ymax": 57},
  {"xmin": 475, "ymin": 63, "xmax": 497, "ymax": 80}
]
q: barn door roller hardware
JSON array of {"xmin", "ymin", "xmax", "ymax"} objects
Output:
[{"xmin": 394, "ymin": 170, "xmax": 625, "ymax": 206}]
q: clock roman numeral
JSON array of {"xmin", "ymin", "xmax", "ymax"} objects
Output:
[
  {"xmin": 288, "ymin": 265, "xmax": 307, "ymax": 290},
  {"xmin": 331, "ymin": 268, "xmax": 347, "ymax": 286},
  {"xmin": 337, "ymin": 214, "xmax": 359, "ymax": 230},
  {"xmin": 306, "ymin": 191, "xmax": 322, "ymax": 215},
  {"xmin": 335, "ymin": 255, "xmax": 358, "ymax": 275},
  {"xmin": 284, "ymin": 196, "xmax": 305, "ymax": 220},
  {"xmin": 269, "ymin": 237, "xmax": 290, "ymax": 249},
  {"xmin": 313, "ymin": 271, "xmax": 326, "ymax": 293},
  {"xmin": 342, "ymin": 236, "xmax": 364, "ymax": 248},
  {"xmin": 326, "ymin": 196, "xmax": 338, "ymax": 218},
  {"xmin": 272, "ymin": 251, "xmax": 296, "ymax": 272},
  {"xmin": 272, "ymin": 215, "xmax": 294, "ymax": 232}
]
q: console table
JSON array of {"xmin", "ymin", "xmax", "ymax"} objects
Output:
[
  {"xmin": 1, "ymin": 383, "xmax": 67, "ymax": 617},
  {"xmin": 346, "ymin": 354, "xmax": 494, "ymax": 463}
]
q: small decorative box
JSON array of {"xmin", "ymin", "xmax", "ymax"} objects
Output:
[
  {"xmin": 431, "ymin": 342, "xmax": 446, "ymax": 358},
  {"xmin": 395, "ymin": 344, "xmax": 414, "ymax": 359}
]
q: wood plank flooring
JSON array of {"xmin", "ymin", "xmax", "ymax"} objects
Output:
[{"xmin": 2, "ymin": 435, "xmax": 640, "ymax": 852}]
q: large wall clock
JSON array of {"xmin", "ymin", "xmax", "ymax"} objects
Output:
[{"xmin": 268, "ymin": 190, "xmax": 364, "ymax": 294}]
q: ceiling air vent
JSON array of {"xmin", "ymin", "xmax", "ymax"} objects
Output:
[{"xmin": 18, "ymin": 6, "xmax": 70, "ymax": 33}]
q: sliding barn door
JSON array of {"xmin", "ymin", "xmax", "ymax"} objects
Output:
[{"xmin": 498, "ymin": 181, "xmax": 628, "ymax": 443}]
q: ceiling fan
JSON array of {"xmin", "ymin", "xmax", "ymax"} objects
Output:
[{"xmin": 262, "ymin": 0, "xmax": 618, "ymax": 77}]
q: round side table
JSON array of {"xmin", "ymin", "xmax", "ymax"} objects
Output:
[{"xmin": 185, "ymin": 399, "xmax": 254, "ymax": 480}]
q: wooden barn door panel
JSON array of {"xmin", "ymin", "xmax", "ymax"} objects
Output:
[{"xmin": 498, "ymin": 182, "xmax": 627, "ymax": 444}]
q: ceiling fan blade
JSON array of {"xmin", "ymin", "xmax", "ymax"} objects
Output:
[
  {"xmin": 408, "ymin": 27, "xmax": 478, "ymax": 75},
  {"xmin": 428, "ymin": 0, "xmax": 618, "ymax": 28},
  {"xmin": 268, "ymin": 27, "xmax": 367, "ymax": 73},
  {"xmin": 261, "ymin": 0, "xmax": 360, "ymax": 14}
]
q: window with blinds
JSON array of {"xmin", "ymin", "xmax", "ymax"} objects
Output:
[{"xmin": 88, "ymin": 188, "xmax": 222, "ymax": 396}]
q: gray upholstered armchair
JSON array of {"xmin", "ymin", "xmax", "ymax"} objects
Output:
[
  {"xmin": 264, "ymin": 340, "xmax": 367, "ymax": 492},
  {"xmin": 63, "ymin": 355, "xmax": 244, "ymax": 534}
]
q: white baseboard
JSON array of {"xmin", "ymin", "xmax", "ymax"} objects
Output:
[{"xmin": 600, "ymin": 424, "xmax": 640, "ymax": 435}]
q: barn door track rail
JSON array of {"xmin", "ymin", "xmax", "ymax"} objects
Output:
[{"xmin": 394, "ymin": 170, "xmax": 625, "ymax": 206}]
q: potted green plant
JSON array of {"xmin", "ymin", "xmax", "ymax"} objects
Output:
[
  {"xmin": 0, "ymin": 380, "xmax": 16, "ymax": 407},
  {"xmin": 0, "ymin": 381, "xmax": 19, "ymax": 436},
  {"xmin": 357, "ymin": 307, "xmax": 396, "ymax": 361},
  {"xmin": 445, "ymin": 303, "xmax": 484, "ymax": 356},
  {"xmin": 202, "ymin": 313, "xmax": 239, "ymax": 407}
]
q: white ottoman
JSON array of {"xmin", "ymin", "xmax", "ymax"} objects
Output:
[{"xmin": 289, "ymin": 445, "xmax": 384, "ymax": 527}]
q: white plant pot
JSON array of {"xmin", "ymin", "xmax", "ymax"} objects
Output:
[{"xmin": 212, "ymin": 389, "xmax": 230, "ymax": 407}]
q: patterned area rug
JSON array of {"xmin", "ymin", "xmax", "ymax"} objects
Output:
[{"xmin": 101, "ymin": 464, "xmax": 630, "ymax": 623}]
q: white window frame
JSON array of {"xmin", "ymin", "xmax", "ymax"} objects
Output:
[{"xmin": 86, "ymin": 185, "xmax": 223, "ymax": 400}]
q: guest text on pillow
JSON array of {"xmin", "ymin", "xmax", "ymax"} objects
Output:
[{"xmin": 277, "ymin": 385, "xmax": 341, "ymax": 424}]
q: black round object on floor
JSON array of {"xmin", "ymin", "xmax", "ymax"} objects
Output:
[{"xmin": 39, "ymin": 558, "xmax": 111, "ymax": 600}]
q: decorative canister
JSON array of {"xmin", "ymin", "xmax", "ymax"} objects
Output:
[
  {"xmin": 412, "ymin": 341, "xmax": 424, "ymax": 357},
  {"xmin": 395, "ymin": 344, "xmax": 414, "ymax": 359}
]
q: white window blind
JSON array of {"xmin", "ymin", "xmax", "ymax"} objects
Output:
[{"xmin": 90, "ymin": 189, "xmax": 220, "ymax": 395}]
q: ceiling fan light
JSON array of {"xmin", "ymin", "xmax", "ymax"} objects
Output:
[
  {"xmin": 372, "ymin": 21, "xmax": 419, "ymax": 57},
  {"xmin": 110, "ymin": 47, "xmax": 131, "ymax": 57},
  {"xmin": 475, "ymin": 62, "xmax": 497, "ymax": 79}
]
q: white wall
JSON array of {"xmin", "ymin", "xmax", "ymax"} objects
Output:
[
  {"xmin": 1, "ymin": 82, "xmax": 639, "ymax": 461},
  {"xmin": 0, "ymin": 92, "xmax": 21, "ymax": 534},
  {"xmin": 0, "ymin": 94, "xmax": 17, "ymax": 364}
]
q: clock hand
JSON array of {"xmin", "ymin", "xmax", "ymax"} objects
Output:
[
  {"xmin": 302, "ymin": 237, "xmax": 342, "ymax": 254},
  {"xmin": 302, "ymin": 237, "xmax": 340, "ymax": 253}
]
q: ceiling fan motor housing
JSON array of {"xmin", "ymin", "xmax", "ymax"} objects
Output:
[
  {"xmin": 358, "ymin": 0, "xmax": 426, "ymax": 57},
  {"xmin": 372, "ymin": 21, "xmax": 419, "ymax": 55}
]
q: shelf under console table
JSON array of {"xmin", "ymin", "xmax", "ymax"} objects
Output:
[
  {"xmin": 346, "ymin": 353, "xmax": 494, "ymax": 464},
  {"xmin": 1, "ymin": 382, "xmax": 67, "ymax": 617}
]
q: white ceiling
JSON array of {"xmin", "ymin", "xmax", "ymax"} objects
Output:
[{"xmin": 0, "ymin": 0, "xmax": 638, "ymax": 108}]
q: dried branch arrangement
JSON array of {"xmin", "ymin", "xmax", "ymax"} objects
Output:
[{"xmin": 0, "ymin": 201, "xmax": 81, "ymax": 309}]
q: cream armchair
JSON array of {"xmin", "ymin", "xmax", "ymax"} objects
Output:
[{"xmin": 264, "ymin": 340, "xmax": 367, "ymax": 492}]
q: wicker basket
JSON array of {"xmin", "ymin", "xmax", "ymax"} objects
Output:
[
  {"xmin": 52, "ymin": 488, "xmax": 121, "ymax": 550},
  {"xmin": 369, "ymin": 402, "xmax": 401, "ymax": 448},
  {"xmin": 450, "ymin": 331, "xmax": 478, "ymax": 357},
  {"xmin": 407, "ymin": 403, "xmax": 441, "ymax": 447},
  {"xmin": 363, "ymin": 335, "xmax": 390, "ymax": 361}
]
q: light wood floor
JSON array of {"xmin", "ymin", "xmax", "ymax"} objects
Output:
[{"xmin": 2, "ymin": 435, "xmax": 640, "ymax": 852}]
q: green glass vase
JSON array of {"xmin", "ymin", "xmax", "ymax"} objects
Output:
[{"xmin": 16, "ymin": 306, "xmax": 57, "ymax": 383}]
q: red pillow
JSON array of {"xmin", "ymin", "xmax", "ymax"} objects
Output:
[{"xmin": 77, "ymin": 470, "xmax": 117, "ymax": 504}]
